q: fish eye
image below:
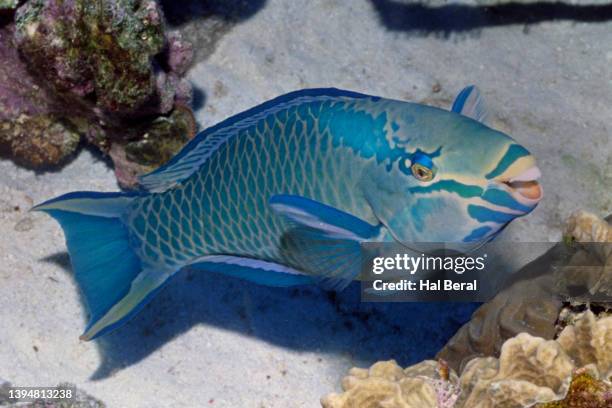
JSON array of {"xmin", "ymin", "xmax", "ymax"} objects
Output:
[
  {"xmin": 411, "ymin": 163, "xmax": 434, "ymax": 181},
  {"xmin": 407, "ymin": 152, "xmax": 436, "ymax": 181}
]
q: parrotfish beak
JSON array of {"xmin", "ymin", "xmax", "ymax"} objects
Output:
[
  {"xmin": 495, "ymin": 164, "xmax": 544, "ymax": 207},
  {"xmin": 492, "ymin": 155, "xmax": 543, "ymax": 208}
]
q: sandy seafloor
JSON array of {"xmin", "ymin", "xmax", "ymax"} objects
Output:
[{"xmin": 1, "ymin": 1, "xmax": 611, "ymax": 407}]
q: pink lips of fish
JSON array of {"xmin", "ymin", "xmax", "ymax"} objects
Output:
[{"xmin": 500, "ymin": 166, "xmax": 543, "ymax": 206}]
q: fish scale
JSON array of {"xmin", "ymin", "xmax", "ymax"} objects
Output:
[
  {"xmin": 127, "ymin": 99, "xmax": 371, "ymax": 270},
  {"xmin": 35, "ymin": 87, "xmax": 543, "ymax": 340}
]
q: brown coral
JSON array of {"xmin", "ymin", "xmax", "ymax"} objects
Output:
[
  {"xmin": 457, "ymin": 333, "xmax": 574, "ymax": 407},
  {"xmin": 437, "ymin": 212, "xmax": 612, "ymax": 372},
  {"xmin": 534, "ymin": 370, "xmax": 612, "ymax": 408},
  {"xmin": 1, "ymin": 114, "xmax": 80, "ymax": 166},
  {"xmin": 321, "ymin": 360, "xmax": 459, "ymax": 408},
  {"xmin": 557, "ymin": 210, "xmax": 612, "ymax": 299},
  {"xmin": 322, "ymin": 311, "xmax": 612, "ymax": 408},
  {"xmin": 459, "ymin": 310, "xmax": 612, "ymax": 407},
  {"xmin": 557, "ymin": 310, "xmax": 612, "ymax": 380},
  {"xmin": 436, "ymin": 251, "xmax": 564, "ymax": 372}
]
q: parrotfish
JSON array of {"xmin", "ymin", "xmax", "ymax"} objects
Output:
[{"xmin": 35, "ymin": 86, "xmax": 542, "ymax": 340}]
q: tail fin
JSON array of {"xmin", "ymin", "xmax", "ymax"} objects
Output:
[{"xmin": 34, "ymin": 191, "xmax": 172, "ymax": 341}]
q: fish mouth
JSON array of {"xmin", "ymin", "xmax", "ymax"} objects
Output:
[{"xmin": 498, "ymin": 166, "xmax": 543, "ymax": 204}]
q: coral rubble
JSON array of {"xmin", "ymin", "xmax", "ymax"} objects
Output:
[{"xmin": 0, "ymin": 0, "xmax": 196, "ymax": 187}]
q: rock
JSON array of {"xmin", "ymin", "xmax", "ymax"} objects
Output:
[
  {"xmin": 1, "ymin": 115, "xmax": 81, "ymax": 168},
  {"xmin": 109, "ymin": 103, "xmax": 196, "ymax": 186},
  {"xmin": 0, "ymin": 0, "xmax": 195, "ymax": 186},
  {"xmin": 166, "ymin": 31, "xmax": 194, "ymax": 75},
  {"xmin": 0, "ymin": 22, "xmax": 81, "ymax": 167},
  {"xmin": 14, "ymin": 0, "xmax": 167, "ymax": 113}
]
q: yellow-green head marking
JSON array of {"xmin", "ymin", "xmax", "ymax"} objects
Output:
[{"xmin": 359, "ymin": 88, "xmax": 542, "ymax": 245}]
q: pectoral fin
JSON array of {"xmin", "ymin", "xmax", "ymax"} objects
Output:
[
  {"xmin": 269, "ymin": 194, "xmax": 380, "ymax": 240},
  {"xmin": 270, "ymin": 194, "xmax": 381, "ymax": 290}
]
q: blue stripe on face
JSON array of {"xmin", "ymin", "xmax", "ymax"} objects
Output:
[
  {"xmin": 408, "ymin": 180, "xmax": 483, "ymax": 198},
  {"xmin": 481, "ymin": 188, "xmax": 532, "ymax": 213},
  {"xmin": 462, "ymin": 226, "xmax": 492, "ymax": 242},
  {"xmin": 485, "ymin": 144, "xmax": 531, "ymax": 180},
  {"xmin": 468, "ymin": 204, "xmax": 516, "ymax": 224}
]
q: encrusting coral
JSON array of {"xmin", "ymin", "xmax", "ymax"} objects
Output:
[
  {"xmin": 556, "ymin": 309, "xmax": 611, "ymax": 380},
  {"xmin": 0, "ymin": 20, "xmax": 81, "ymax": 166},
  {"xmin": 320, "ymin": 360, "xmax": 459, "ymax": 408},
  {"xmin": 437, "ymin": 211, "xmax": 612, "ymax": 372},
  {"xmin": 557, "ymin": 210, "xmax": 612, "ymax": 300},
  {"xmin": 109, "ymin": 104, "xmax": 196, "ymax": 186},
  {"xmin": 324, "ymin": 212, "xmax": 611, "ymax": 407},
  {"xmin": 322, "ymin": 311, "xmax": 612, "ymax": 408},
  {"xmin": 456, "ymin": 333, "xmax": 574, "ymax": 407},
  {"xmin": 436, "ymin": 272, "xmax": 563, "ymax": 373},
  {"xmin": 533, "ymin": 370, "xmax": 612, "ymax": 408},
  {"xmin": 0, "ymin": 0, "xmax": 196, "ymax": 187},
  {"xmin": 564, "ymin": 211, "xmax": 612, "ymax": 245},
  {"xmin": 0, "ymin": 1, "xmax": 18, "ymax": 12}
]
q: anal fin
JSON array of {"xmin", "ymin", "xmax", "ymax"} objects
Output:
[{"xmin": 189, "ymin": 255, "xmax": 314, "ymax": 287}]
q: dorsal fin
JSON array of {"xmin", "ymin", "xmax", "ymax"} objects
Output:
[
  {"xmin": 451, "ymin": 85, "xmax": 489, "ymax": 124},
  {"xmin": 139, "ymin": 88, "xmax": 371, "ymax": 192}
]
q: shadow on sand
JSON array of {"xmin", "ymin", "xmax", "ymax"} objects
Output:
[
  {"xmin": 158, "ymin": 0, "xmax": 269, "ymax": 64},
  {"xmin": 44, "ymin": 252, "xmax": 478, "ymax": 380},
  {"xmin": 159, "ymin": 0, "xmax": 268, "ymax": 27},
  {"xmin": 369, "ymin": 0, "xmax": 612, "ymax": 37}
]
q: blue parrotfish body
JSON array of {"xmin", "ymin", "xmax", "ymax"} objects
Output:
[{"xmin": 35, "ymin": 86, "xmax": 542, "ymax": 340}]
